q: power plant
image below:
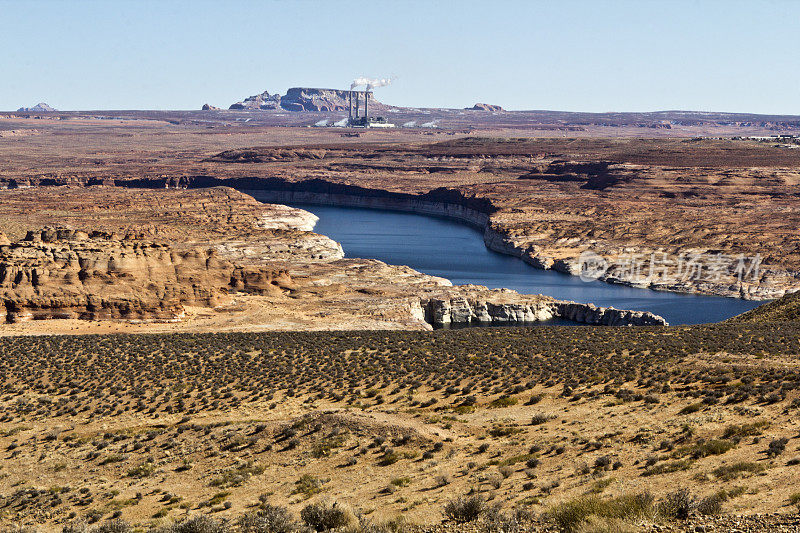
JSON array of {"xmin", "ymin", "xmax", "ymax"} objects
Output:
[{"xmin": 347, "ymin": 77, "xmax": 395, "ymax": 128}]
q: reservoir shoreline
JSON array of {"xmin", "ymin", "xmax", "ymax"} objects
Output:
[{"xmin": 242, "ymin": 191, "xmax": 761, "ymax": 325}]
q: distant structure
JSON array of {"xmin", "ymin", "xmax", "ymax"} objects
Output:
[{"xmin": 347, "ymin": 77, "xmax": 395, "ymax": 128}]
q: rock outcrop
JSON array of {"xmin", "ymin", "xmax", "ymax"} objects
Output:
[
  {"xmin": 16, "ymin": 103, "xmax": 56, "ymax": 112},
  {"xmin": 229, "ymin": 91, "xmax": 281, "ymax": 110},
  {"xmin": 467, "ymin": 103, "xmax": 504, "ymax": 111},
  {"xmin": 227, "ymin": 88, "xmax": 388, "ymax": 113},
  {"xmin": 201, "ymin": 103, "xmax": 221, "ymax": 111},
  {"xmin": 281, "ymin": 88, "xmax": 364, "ymax": 112},
  {"xmin": 419, "ymin": 295, "xmax": 667, "ymax": 327},
  {"xmin": 0, "ymin": 228, "xmax": 295, "ymax": 323}
]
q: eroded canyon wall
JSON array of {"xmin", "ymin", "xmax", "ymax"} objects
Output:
[{"xmin": 0, "ymin": 229, "xmax": 294, "ymax": 323}]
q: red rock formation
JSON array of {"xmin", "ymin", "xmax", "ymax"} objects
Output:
[{"xmin": 0, "ymin": 229, "xmax": 294, "ymax": 323}]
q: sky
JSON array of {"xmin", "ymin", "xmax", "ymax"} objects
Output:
[{"xmin": 1, "ymin": 0, "xmax": 798, "ymax": 114}]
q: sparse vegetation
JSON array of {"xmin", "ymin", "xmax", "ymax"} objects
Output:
[
  {"xmin": 546, "ymin": 493, "xmax": 655, "ymax": 532},
  {"xmin": 0, "ymin": 326, "xmax": 797, "ymax": 529},
  {"xmin": 443, "ymin": 495, "xmax": 486, "ymax": 523}
]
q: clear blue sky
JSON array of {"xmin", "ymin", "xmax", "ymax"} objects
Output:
[{"xmin": 1, "ymin": 0, "xmax": 798, "ymax": 113}]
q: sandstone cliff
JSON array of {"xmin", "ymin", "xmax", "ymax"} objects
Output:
[
  {"xmin": 229, "ymin": 90, "xmax": 281, "ymax": 110},
  {"xmin": 418, "ymin": 294, "xmax": 667, "ymax": 327},
  {"xmin": 0, "ymin": 229, "xmax": 294, "ymax": 323},
  {"xmin": 16, "ymin": 103, "xmax": 56, "ymax": 112},
  {"xmin": 227, "ymin": 88, "xmax": 389, "ymax": 113}
]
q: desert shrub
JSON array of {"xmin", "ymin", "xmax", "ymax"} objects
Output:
[
  {"xmin": 696, "ymin": 494, "xmax": 724, "ymax": 516},
  {"xmin": 687, "ymin": 439, "xmax": 735, "ymax": 458},
  {"xmin": 126, "ymin": 460, "xmax": 156, "ymax": 478},
  {"xmin": 767, "ymin": 437, "xmax": 789, "ymax": 457},
  {"xmin": 443, "ymin": 495, "xmax": 486, "ymax": 523},
  {"xmin": 587, "ymin": 478, "xmax": 615, "ymax": 494},
  {"xmin": 360, "ymin": 516, "xmax": 407, "ymax": 533},
  {"xmin": 311, "ymin": 434, "xmax": 347, "ymax": 458},
  {"xmin": 91, "ymin": 521, "xmax": 131, "ymax": 533},
  {"xmin": 489, "ymin": 396, "xmax": 517, "ymax": 408},
  {"xmin": 293, "ymin": 475, "xmax": 326, "ymax": 498},
  {"xmin": 546, "ymin": 493, "xmax": 655, "ymax": 533},
  {"xmin": 594, "ymin": 455, "xmax": 612, "ymax": 470},
  {"xmin": 155, "ymin": 516, "xmax": 229, "ymax": 533},
  {"xmin": 789, "ymin": 492, "xmax": 800, "ymax": 508},
  {"xmin": 658, "ymin": 489, "xmax": 694, "ymax": 520},
  {"xmin": 481, "ymin": 506, "xmax": 529, "ymax": 533},
  {"xmin": 209, "ymin": 461, "xmax": 265, "ymax": 488},
  {"xmin": 642, "ymin": 459, "xmax": 692, "ymax": 477},
  {"xmin": 300, "ymin": 501, "xmax": 355, "ymax": 531},
  {"xmin": 531, "ymin": 413, "xmax": 551, "ymax": 426},
  {"xmin": 711, "ymin": 462, "xmax": 765, "ymax": 480},
  {"xmin": 722, "ymin": 420, "xmax": 769, "ymax": 440},
  {"xmin": 525, "ymin": 394, "xmax": 543, "ymax": 405},
  {"xmin": 238, "ymin": 504, "xmax": 298, "ymax": 533},
  {"xmin": 489, "ymin": 426, "xmax": 520, "ymax": 438},
  {"xmin": 61, "ymin": 522, "xmax": 89, "ymax": 533},
  {"xmin": 679, "ymin": 402, "xmax": 703, "ymax": 415}
]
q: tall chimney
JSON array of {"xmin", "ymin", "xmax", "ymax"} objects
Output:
[
  {"xmin": 364, "ymin": 90, "xmax": 369, "ymax": 120},
  {"xmin": 348, "ymin": 90, "xmax": 352, "ymax": 122},
  {"xmin": 355, "ymin": 91, "xmax": 360, "ymax": 119}
]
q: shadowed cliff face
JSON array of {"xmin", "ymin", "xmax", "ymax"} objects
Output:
[{"xmin": 0, "ymin": 229, "xmax": 294, "ymax": 323}]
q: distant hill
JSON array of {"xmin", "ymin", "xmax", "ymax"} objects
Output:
[
  {"xmin": 16, "ymin": 103, "xmax": 56, "ymax": 112},
  {"xmin": 226, "ymin": 87, "xmax": 389, "ymax": 113},
  {"xmin": 728, "ymin": 292, "xmax": 800, "ymax": 322},
  {"xmin": 467, "ymin": 103, "xmax": 504, "ymax": 111}
]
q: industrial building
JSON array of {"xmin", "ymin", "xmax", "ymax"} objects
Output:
[{"xmin": 348, "ymin": 90, "xmax": 395, "ymax": 128}]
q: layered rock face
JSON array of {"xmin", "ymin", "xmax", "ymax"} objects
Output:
[
  {"xmin": 280, "ymin": 87, "xmax": 385, "ymax": 112},
  {"xmin": 227, "ymin": 87, "xmax": 388, "ymax": 113},
  {"xmin": 419, "ymin": 295, "xmax": 667, "ymax": 327},
  {"xmin": 229, "ymin": 91, "xmax": 281, "ymax": 110},
  {"xmin": 467, "ymin": 103, "xmax": 504, "ymax": 111},
  {"xmin": 16, "ymin": 103, "xmax": 56, "ymax": 112},
  {"xmin": 0, "ymin": 229, "xmax": 294, "ymax": 323}
]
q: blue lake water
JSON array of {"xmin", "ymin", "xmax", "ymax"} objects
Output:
[{"xmin": 283, "ymin": 203, "xmax": 764, "ymax": 325}]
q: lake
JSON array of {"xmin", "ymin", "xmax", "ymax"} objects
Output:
[{"xmin": 284, "ymin": 203, "xmax": 763, "ymax": 325}]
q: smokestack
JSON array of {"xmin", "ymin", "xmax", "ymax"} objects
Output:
[
  {"xmin": 348, "ymin": 90, "xmax": 352, "ymax": 122},
  {"xmin": 364, "ymin": 91, "xmax": 369, "ymax": 120},
  {"xmin": 354, "ymin": 91, "xmax": 360, "ymax": 119}
]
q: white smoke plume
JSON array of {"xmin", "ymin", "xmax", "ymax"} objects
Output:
[{"xmin": 350, "ymin": 77, "xmax": 393, "ymax": 90}]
